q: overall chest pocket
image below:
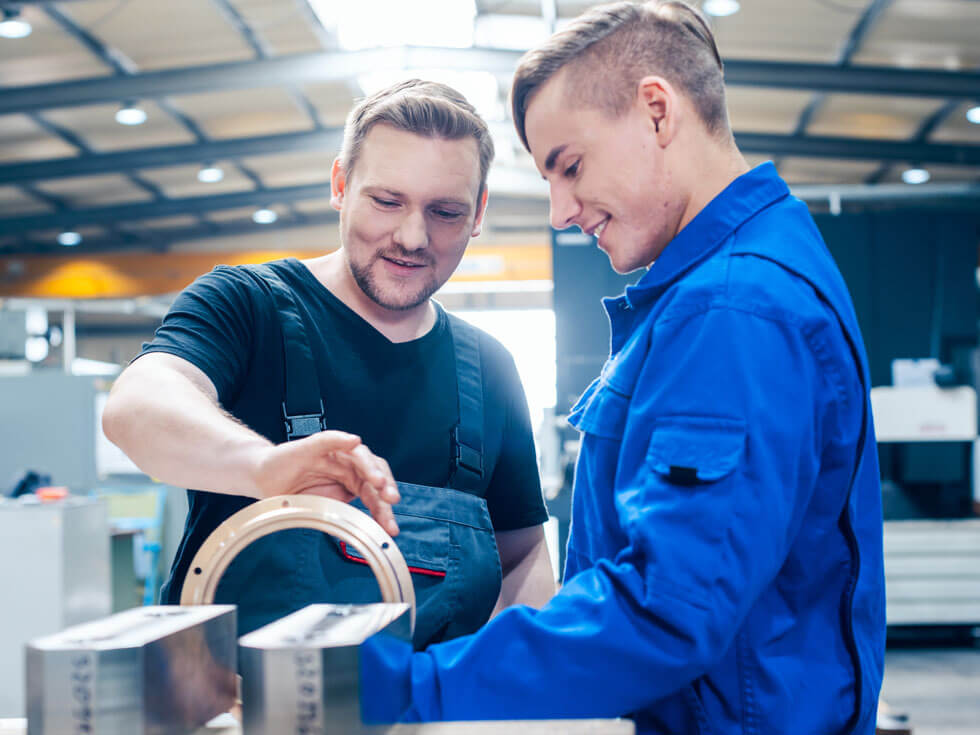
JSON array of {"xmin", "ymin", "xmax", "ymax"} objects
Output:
[{"xmin": 325, "ymin": 482, "xmax": 501, "ymax": 650}]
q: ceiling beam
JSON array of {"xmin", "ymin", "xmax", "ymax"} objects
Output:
[
  {"xmin": 1, "ymin": 127, "xmax": 976, "ymax": 187},
  {"xmin": 0, "ymin": 182, "xmax": 331, "ymax": 236},
  {"xmin": 791, "ymin": 0, "xmax": 894, "ymax": 137},
  {"xmin": 2, "ymin": 48, "xmax": 979, "ymax": 116},
  {"xmin": 734, "ymin": 132, "xmax": 980, "ymax": 166},
  {"xmin": 9, "ymin": 212, "xmax": 342, "ymax": 255},
  {"xmin": 0, "ymin": 179, "xmax": 546, "ymax": 236}
]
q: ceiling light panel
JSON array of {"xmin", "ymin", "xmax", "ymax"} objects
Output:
[
  {"xmin": 777, "ymin": 157, "xmax": 883, "ymax": 186},
  {"xmin": 311, "ymin": 0, "xmax": 476, "ymax": 50},
  {"xmin": 927, "ymin": 102, "xmax": 980, "ymax": 144},
  {"xmin": 57, "ymin": 0, "xmax": 254, "ymax": 72},
  {"xmin": 227, "ymin": 0, "xmax": 323, "ymax": 56},
  {"xmin": 135, "ymin": 163, "xmax": 254, "ymax": 199},
  {"xmin": 706, "ymin": 0, "xmax": 857, "ymax": 63},
  {"xmin": 473, "ymin": 14, "xmax": 550, "ymax": 50},
  {"xmin": 725, "ymin": 88, "xmax": 814, "ymax": 134},
  {"xmin": 0, "ymin": 113, "xmax": 79, "ymax": 164},
  {"xmin": 238, "ymin": 152, "xmax": 336, "ymax": 190},
  {"xmin": 853, "ymin": 0, "xmax": 980, "ymax": 69},
  {"xmin": 42, "ymin": 101, "xmax": 195, "ymax": 152},
  {"xmin": 0, "ymin": 8, "xmax": 109, "ymax": 86},
  {"xmin": 805, "ymin": 95, "xmax": 949, "ymax": 141},
  {"xmin": 0, "ymin": 185, "xmax": 58, "ymax": 216},
  {"xmin": 300, "ymin": 82, "xmax": 359, "ymax": 128},
  {"xmin": 32, "ymin": 173, "xmax": 155, "ymax": 208},
  {"xmin": 168, "ymin": 88, "xmax": 315, "ymax": 139}
]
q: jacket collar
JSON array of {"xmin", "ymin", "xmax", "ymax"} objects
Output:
[{"xmin": 623, "ymin": 162, "xmax": 789, "ymax": 308}]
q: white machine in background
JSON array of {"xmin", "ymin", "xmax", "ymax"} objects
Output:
[
  {"xmin": 872, "ymin": 380, "xmax": 980, "ymax": 627},
  {"xmin": 0, "ymin": 496, "xmax": 111, "ymax": 717}
]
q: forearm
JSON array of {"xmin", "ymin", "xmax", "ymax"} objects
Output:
[
  {"xmin": 491, "ymin": 527, "xmax": 556, "ymax": 616},
  {"xmin": 102, "ymin": 356, "xmax": 270, "ymax": 497}
]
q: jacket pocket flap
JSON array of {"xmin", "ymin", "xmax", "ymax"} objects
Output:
[
  {"xmin": 647, "ymin": 416, "xmax": 746, "ymax": 484},
  {"xmin": 568, "ymin": 381, "xmax": 630, "ymax": 440}
]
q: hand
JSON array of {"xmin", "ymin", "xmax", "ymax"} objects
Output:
[{"xmin": 249, "ymin": 431, "xmax": 401, "ymax": 536}]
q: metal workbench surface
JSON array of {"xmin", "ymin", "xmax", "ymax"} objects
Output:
[{"xmin": 0, "ymin": 716, "xmax": 635, "ymax": 734}]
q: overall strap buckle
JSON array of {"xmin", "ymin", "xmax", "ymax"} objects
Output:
[{"xmin": 283, "ymin": 400, "xmax": 326, "ymax": 441}]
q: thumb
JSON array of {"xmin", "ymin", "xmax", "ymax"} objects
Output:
[{"xmin": 309, "ymin": 430, "xmax": 362, "ymax": 452}]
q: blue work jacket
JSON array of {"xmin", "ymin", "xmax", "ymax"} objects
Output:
[{"xmin": 362, "ymin": 163, "xmax": 886, "ymax": 734}]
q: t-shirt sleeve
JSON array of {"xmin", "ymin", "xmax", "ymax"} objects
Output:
[
  {"xmin": 482, "ymin": 342, "xmax": 549, "ymax": 532},
  {"xmin": 138, "ymin": 265, "xmax": 257, "ymax": 406}
]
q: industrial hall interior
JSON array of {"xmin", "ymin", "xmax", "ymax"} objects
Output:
[{"xmin": 0, "ymin": 0, "xmax": 979, "ymax": 733}]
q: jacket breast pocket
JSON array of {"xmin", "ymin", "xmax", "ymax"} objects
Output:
[
  {"xmin": 647, "ymin": 415, "xmax": 746, "ymax": 485},
  {"xmin": 568, "ymin": 380, "xmax": 631, "ymax": 440}
]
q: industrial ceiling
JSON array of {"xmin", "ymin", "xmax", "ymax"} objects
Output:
[{"xmin": 0, "ymin": 0, "xmax": 978, "ymax": 257}]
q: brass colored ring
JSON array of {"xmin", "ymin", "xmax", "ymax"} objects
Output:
[{"xmin": 179, "ymin": 495, "xmax": 416, "ymax": 633}]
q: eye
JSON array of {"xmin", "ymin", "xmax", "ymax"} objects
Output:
[
  {"xmin": 563, "ymin": 160, "xmax": 580, "ymax": 178},
  {"xmin": 431, "ymin": 208, "xmax": 464, "ymax": 220},
  {"xmin": 371, "ymin": 196, "xmax": 399, "ymax": 208}
]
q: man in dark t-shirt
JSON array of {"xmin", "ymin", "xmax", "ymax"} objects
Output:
[{"xmin": 103, "ymin": 80, "xmax": 554, "ymax": 639}]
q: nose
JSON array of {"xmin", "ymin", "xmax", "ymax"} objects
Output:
[
  {"xmin": 548, "ymin": 181, "xmax": 582, "ymax": 231},
  {"xmin": 393, "ymin": 208, "xmax": 428, "ymax": 251}
]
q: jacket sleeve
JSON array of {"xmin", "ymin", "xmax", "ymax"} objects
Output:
[{"xmin": 361, "ymin": 305, "xmax": 832, "ymax": 721}]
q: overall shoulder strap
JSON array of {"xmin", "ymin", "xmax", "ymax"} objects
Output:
[
  {"xmin": 446, "ymin": 312, "xmax": 486, "ymax": 491},
  {"xmin": 246, "ymin": 263, "xmax": 326, "ymax": 441}
]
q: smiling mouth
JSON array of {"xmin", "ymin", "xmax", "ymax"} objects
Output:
[
  {"xmin": 381, "ymin": 255, "xmax": 427, "ymax": 268},
  {"xmin": 586, "ymin": 216, "xmax": 610, "ymax": 239}
]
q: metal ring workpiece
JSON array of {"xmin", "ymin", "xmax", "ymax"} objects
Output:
[{"xmin": 179, "ymin": 495, "xmax": 416, "ymax": 633}]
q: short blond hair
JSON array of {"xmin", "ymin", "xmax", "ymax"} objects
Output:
[
  {"xmin": 511, "ymin": 1, "xmax": 728, "ymax": 150},
  {"xmin": 340, "ymin": 79, "xmax": 494, "ymax": 198}
]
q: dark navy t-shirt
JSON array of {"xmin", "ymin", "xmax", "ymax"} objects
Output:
[{"xmin": 141, "ymin": 258, "xmax": 547, "ymax": 601}]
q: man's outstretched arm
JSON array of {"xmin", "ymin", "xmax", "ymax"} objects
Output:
[{"xmin": 102, "ymin": 352, "xmax": 401, "ymax": 536}]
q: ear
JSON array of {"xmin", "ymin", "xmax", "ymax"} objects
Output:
[
  {"xmin": 636, "ymin": 76, "xmax": 677, "ymax": 146},
  {"xmin": 330, "ymin": 158, "xmax": 346, "ymax": 211},
  {"xmin": 470, "ymin": 187, "xmax": 490, "ymax": 238}
]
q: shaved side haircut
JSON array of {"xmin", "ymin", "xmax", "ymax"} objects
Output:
[{"xmin": 511, "ymin": 1, "xmax": 729, "ymax": 150}]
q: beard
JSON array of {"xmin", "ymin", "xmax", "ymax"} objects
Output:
[{"xmin": 347, "ymin": 247, "xmax": 440, "ymax": 311}]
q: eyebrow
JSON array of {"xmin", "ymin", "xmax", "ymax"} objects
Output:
[{"xmin": 544, "ymin": 144, "xmax": 568, "ymax": 173}]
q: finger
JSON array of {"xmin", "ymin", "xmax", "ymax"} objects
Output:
[
  {"xmin": 349, "ymin": 444, "xmax": 388, "ymax": 487},
  {"xmin": 372, "ymin": 456, "xmax": 400, "ymax": 503},
  {"xmin": 356, "ymin": 479, "xmax": 400, "ymax": 537},
  {"xmin": 313, "ymin": 431, "xmax": 362, "ymax": 452}
]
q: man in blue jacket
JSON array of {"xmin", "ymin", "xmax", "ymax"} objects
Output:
[{"xmin": 363, "ymin": 2, "xmax": 885, "ymax": 732}]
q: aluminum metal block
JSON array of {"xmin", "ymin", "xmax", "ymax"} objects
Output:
[
  {"xmin": 239, "ymin": 603, "xmax": 411, "ymax": 735},
  {"xmin": 25, "ymin": 605, "xmax": 237, "ymax": 735}
]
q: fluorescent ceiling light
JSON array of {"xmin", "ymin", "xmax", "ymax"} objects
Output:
[
  {"xmin": 473, "ymin": 14, "xmax": 549, "ymax": 50},
  {"xmin": 252, "ymin": 208, "xmax": 278, "ymax": 225},
  {"xmin": 115, "ymin": 104, "xmax": 147, "ymax": 126},
  {"xmin": 702, "ymin": 0, "xmax": 740, "ymax": 17},
  {"xmin": 967, "ymin": 106, "xmax": 980, "ymax": 125},
  {"xmin": 901, "ymin": 168, "xmax": 930, "ymax": 185},
  {"xmin": 310, "ymin": 0, "xmax": 476, "ymax": 50},
  {"xmin": 57, "ymin": 231, "xmax": 82, "ymax": 247},
  {"xmin": 197, "ymin": 165, "xmax": 225, "ymax": 183},
  {"xmin": 358, "ymin": 69, "xmax": 503, "ymax": 122},
  {"xmin": 0, "ymin": 11, "xmax": 31, "ymax": 39}
]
